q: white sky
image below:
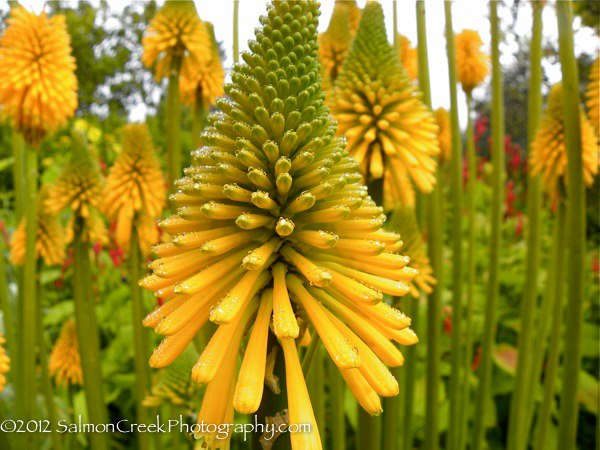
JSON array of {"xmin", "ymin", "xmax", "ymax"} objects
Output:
[{"xmin": 3, "ymin": 0, "xmax": 599, "ymax": 128}]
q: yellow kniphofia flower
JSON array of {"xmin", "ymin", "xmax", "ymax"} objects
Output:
[
  {"xmin": 434, "ymin": 108, "xmax": 452, "ymax": 165},
  {"xmin": 530, "ymin": 83, "xmax": 599, "ymax": 195},
  {"xmin": 0, "ymin": 334, "xmax": 9, "ymax": 393},
  {"xmin": 179, "ymin": 22, "xmax": 224, "ymax": 110},
  {"xmin": 455, "ymin": 29, "xmax": 489, "ymax": 95},
  {"xmin": 142, "ymin": 1, "xmax": 212, "ymax": 82},
  {"xmin": 140, "ymin": 2, "xmax": 417, "ymax": 448},
  {"xmin": 318, "ymin": 0, "xmax": 361, "ymax": 84},
  {"xmin": 397, "ymin": 34, "xmax": 418, "ymax": 81},
  {"xmin": 49, "ymin": 320, "xmax": 83, "ymax": 387},
  {"xmin": 585, "ymin": 57, "xmax": 599, "ymax": 133},
  {"xmin": 104, "ymin": 124, "xmax": 166, "ymax": 255},
  {"xmin": 330, "ymin": 2, "xmax": 439, "ymax": 209},
  {"xmin": 0, "ymin": 7, "xmax": 77, "ymax": 146},
  {"xmin": 388, "ymin": 207, "xmax": 435, "ymax": 297},
  {"xmin": 10, "ymin": 189, "xmax": 67, "ymax": 266}
]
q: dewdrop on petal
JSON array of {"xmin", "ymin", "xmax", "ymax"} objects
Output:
[
  {"xmin": 330, "ymin": 2, "xmax": 440, "ymax": 209},
  {"xmin": 140, "ymin": 2, "xmax": 419, "ymax": 447},
  {"xmin": 49, "ymin": 320, "xmax": 83, "ymax": 387}
]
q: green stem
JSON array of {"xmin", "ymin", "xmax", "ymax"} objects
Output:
[
  {"xmin": 472, "ymin": 3, "xmax": 505, "ymax": 449},
  {"xmin": 444, "ymin": 3, "xmax": 464, "ymax": 448},
  {"xmin": 401, "ymin": 298, "xmax": 417, "ymax": 450},
  {"xmin": 533, "ymin": 202, "xmax": 567, "ymax": 450},
  {"xmin": 129, "ymin": 232, "xmax": 150, "ymax": 450},
  {"xmin": 327, "ymin": 361, "xmax": 345, "ymax": 450},
  {"xmin": 458, "ymin": 92, "xmax": 477, "ymax": 450},
  {"xmin": 233, "ymin": 0, "xmax": 239, "ymax": 64},
  {"xmin": 12, "ymin": 130, "xmax": 25, "ymax": 221},
  {"xmin": 382, "ymin": 368, "xmax": 402, "ymax": 450},
  {"xmin": 306, "ymin": 345, "xmax": 324, "ymax": 443},
  {"xmin": 191, "ymin": 101, "xmax": 207, "ymax": 149},
  {"xmin": 166, "ymin": 53, "xmax": 182, "ymax": 185},
  {"xmin": 358, "ymin": 408, "xmax": 381, "ymax": 450},
  {"xmin": 73, "ymin": 218, "xmax": 108, "ymax": 450},
  {"xmin": 507, "ymin": 3, "xmax": 545, "ymax": 448},
  {"xmin": 21, "ymin": 145, "xmax": 38, "ymax": 441},
  {"xmin": 417, "ymin": 2, "xmax": 441, "ymax": 449},
  {"xmin": 556, "ymin": 2, "xmax": 586, "ymax": 447}
]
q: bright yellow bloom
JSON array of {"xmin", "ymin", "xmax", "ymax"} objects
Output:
[
  {"xmin": 103, "ymin": 124, "xmax": 166, "ymax": 255},
  {"xmin": 0, "ymin": 7, "xmax": 77, "ymax": 145},
  {"xmin": 434, "ymin": 108, "xmax": 452, "ymax": 165},
  {"xmin": 318, "ymin": 1, "xmax": 361, "ymax": 84},
  {"xmin": 142, "ymin": 1, "xmax": 212, "ymax": 82},
  {"xmin": 530, "ymin": 83, "xmax": 599, "ymax": 195},
  {"xmin": 455, "ymin": 29, "xmax": 489, "ymax": 94},
  {"xmin": 49, "ymin": 320, "xmax": 83, "ymax": 387},
  {"xmin": 141, "ymin": 2, "xmax": 417, "ymax": 446},
  {"xmin": 585, "ymin": 57, "xmax": 599, "ymax": 133},
  {"xmin": 388, "ymin": 207, "xmax": 435, "ymax": 297},
  {"xmin": 10, "ymin": 189, "xmax": 67, "ymax": 266},
  {"xmin": 0, "ymin": 334, "xmax": 9, "ymax": 393},
  {"xmin": 330, "ymin": 2, "xmax": 440, "ymax": 209},
  {"xmin": 397, "ymin": 34, "xmax": 418, "ymax": 81},
  {"xmin": 179, "ymin": 22, "xmax": 224, "ymax": 110}
]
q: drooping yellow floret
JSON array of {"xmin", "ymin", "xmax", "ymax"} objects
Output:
[
  {"xmin": 0, "ymin": 334, "xmax": 10, "ymax": 392},
  {"xmin": 140, "ymin": 2, "xmax": 418, "ymax": 447},
  {"xmin": 0, "ymin": 7, "xmax": 77, "ymax": 145},
  {"xmin": 49, "ymin": 320, "xmax": 83, "ymax": 387},
  {"xmin": 434, "ymin": 108, "xmax": 452, "ymax": 165},
  {"xmin": 330, "ymin": 2, "xmax": 439, "ymax": 209},
  {"xmin": 142, "ymin": 1, "xmax": 212, "ymax": 82},
  {"xmin": 585, "ymin": 57, "xmax": 599, "ymax": 133},
  {"xmin": 104, "ymin": 124, "xmax": 166, "ymax": 255},
  {"xmin": 397, "ymin": 34, "xmax": 418, "ymax": 81},
  {"xmin": 10, "ymin": 188, "xmax": 67, "ymax": 266},
  {"xmin": 455, "ymin": 29, "xmax": 489, "ymax": 94},
  {"xmin": 318, "ymin": 0, "xmax": 361, "ymax": 84},
  {"xmin": 530, "ymin": 83, "xmax": 599, "ymax": 195},
  {"xmin": 179, "ymin": 22, "xmax": 224, "ymax": 110}
]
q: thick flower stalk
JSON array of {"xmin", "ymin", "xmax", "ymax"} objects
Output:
[
  {"xmin": 434, "ymin": 108, "xmax": 451, "ymax": 166},
  {"xmin": 455, "ymin": 29, "xmax": 489, "ymax": 95},
  {"xmin": 48, "ymin": 320, "xmax": 83, "ymax": 387},
  {"xmin": 0, "ymin": 7, "xmax": 77, "ymax": 145},
  {"xmin": 530, "ymin": 83, "xmax": 599, "ymax": 195},
  {"xmin": 10, "ymin": 189, "xmax": 67, "ymax": 266},
  {"xmin": 104, "ymin": 124, "xmax": 166, "ymax": 255},
  {"xmin": 0, "ymin": 334, "xmax": 9, "ymax": 392},
  {"xmin": 585, "ymin": 57, "xmax": 599, "ymax": 133},
  {"xmin": 141, "ymin": 2, "xmax": 418, "ymax": 448},
  {"xmin": 397, "ymin": 34, "xmax": 418, "ymax": 81},
  {"xmin": 330, "ymin": 2, "xmax": 439, "ymax": 209},
  {"xmin": 318, "ymin": 0, "xmax": 361, "ymax": 85}
]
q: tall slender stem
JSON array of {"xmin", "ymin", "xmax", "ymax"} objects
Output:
[
  {"xmin": 383, "ymin": 368, "xmax": 402, "ymax": 450},
  {"xmin": 473, "ymin": 3, "xmax": 505, "ymax": 449},
  {"xmin": 73, "ymin": 218, "xmax": 108, "ymax": 450},
  {"xmin": 191, "ymin": 100, "xmax": 207, "ymax": 149},
  {"xmin": 327, "ymin": 361, "xmax": 345, "ymax": 450},
  {"xmin": 533, "ymin": 202, "xmax": 567, "ymax": 450},
  {"xmin": 129, "ymin": 232, "xmax": 150, "ymax": 450},
  {"xmin": 507, "ymin": 3, "xmax": 545, "ymax": 448},
  {"xmin": 417, "ymin": 2, "xmax": 441, "ymax": 449},
  {"xmin": 459, "ymin": 92, "xmax": 477, "ymax": 450},
  {"xmin": 358, "ymin": 408, "xmax": 382, "ymax": 450},
  {"xmin": 12, "ymin": 131, "xmax": 25, "ymax": 221},
  {"xmin": 444, "ymin": 3, "xmax": 464, "ymax": 448},
  {"xmin": 233, "ymin": 0, "xmax": 239, "ymax": 64},
  {"xmin": 401, "ymin": 298, "xmax": 417, "ymax": 450},
  {"xmin": 166, "ymin": 53, "xmax": 182, "ymax": 185},
  {"xmin": 556, "ymin": 2, "xmax": 586, "ymax": 447},
  {"xmin": 306, "ymin": 344, "xmax": 325, "ymax": 441}
]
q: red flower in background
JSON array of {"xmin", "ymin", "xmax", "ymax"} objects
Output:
[
  {"xmin": 515, "ymin": 212, "xmax": 524, "ymax": 238},
  {"xmin": 505, "ymin": 180, "xmax": 516, "ymax": 218}
]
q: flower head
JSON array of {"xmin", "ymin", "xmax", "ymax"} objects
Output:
[
  {"xmin": 455, "ymin": 29, "xmax": 489, "ymax": 94},
  {"xmin": 0, "ymin": 7, "xmax": 77, "ymax": 145},
  {"xmin": 318, "ymin": 1, "xmax": 361, "ymax": 84},
  {"xmin": 397, "ymin": 34, "xmax": 418, "ymax": 81},
  {"xmin": 179, "ymin": 22, "xmax": 224, "ymax": 109},
  {"xmin": 0, "ymin": 334, "xmax": 9, "ymax": 393},
  {"xmin": 142, "ymin": 1, "xmax": 212, "ymax": 81},
  {"xmin": 434, "ymin": 108, "xmax": 452, "ymax": 165},
  {"xmin": 49, "ymin": 320, "xmax": 83, "ymax": 387},
  {"xmin": 529, "ymin": 83, "xmax": 599, "ymax": 195},
  {"xmin": 140, "ymin": 1, "xmax": 417, "ymax": 446},
  {"xmin": 10, "ymin": 188, "xmax": 67, "ymax": 266},
  {"xmin": 585, "ymin": 57, "xmax": 599, "ymax": 133},
  {"xmin": 330, "ymin": 2, "xmax": 439, "ymax": 209},
  {"xmin": 103, "ymin": 124, "xmax": 166, "ymax": 255}
]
